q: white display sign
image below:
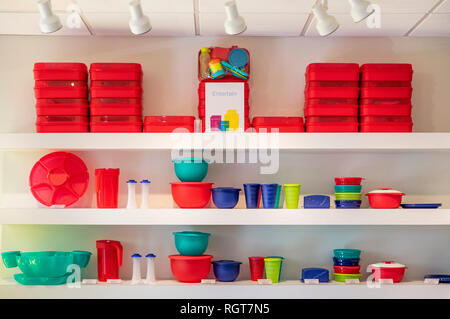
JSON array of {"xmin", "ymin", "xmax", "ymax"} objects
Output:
[
  {"xmin": 201, "ymin": 279, "xmax": 216, "ymax": 284},
  {"xmin": 424, "ymin": 278, "xmax": 440, "ymax": 285},
  {"xmin": 345, "ymin": 279, "xmax": 360, "ymax": 285},
  {"xmin": 204, "ymin": 82, "xmax": 245, "ymax": 132},
  {"xmin": 304, "ymin": 279, "xmax": 320, "ymax": 285},
  {"xmin": 257, "ymin": 279, "xmax": 273, "ymax": 285}
]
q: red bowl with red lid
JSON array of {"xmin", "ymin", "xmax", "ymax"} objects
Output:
[
  {"xmin": 365, "ymin": 188, "xmax": 405, "ymax": 209},
  {"xmin": 334, "ymin": 177, "xmax": 364, "ymax": 185},
  {"xmin": 368, "ymin": 261, "xmax": 407, "ymax": 282},
  {"xmin": 169, "ymin": 255, "xmax": 213, "ymax": 283}
]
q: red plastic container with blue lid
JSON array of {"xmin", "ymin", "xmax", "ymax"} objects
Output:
[
  {"xmin": 33, "ymin": 63, "xmax": 87, "ymax": 81},
  {"xmin": 35, "ymin": 98, "xmax": 89, "ymax": 116},
  {"xmin": 90, "ymin": 97, "xmax": 142, "ymax": 116},
  {"xmin": 306, "ymin": 63, "xmax": 360, "ymax": 81},
  {"xmin": 360, "ymin": 63, "xmax": 413, "ymax": 82},
  {"xmin": 144, "ymin": 116, "xmax": 196, "ymax": 133},
  {"xmin": 89, "ymin": 63, "xmax": 143, "ymax": 81},
  {"xmin": 36, "ymin": 115, "xmax": 89, "ymax": 132},
  {"xmin": 90, "ymin": 115, "xmax": 143, "ymax": 132},
  {"xmin": 252, "ymin": 117, "xmax": 304, "ymax": 133}
]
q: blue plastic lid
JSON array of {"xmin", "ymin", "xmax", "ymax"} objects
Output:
[
  {"xmin": 228, "ymin": 48, "xmax": 249, "ymax": 68},
  {"xmin": 127, "ymin": 180, "xmax": 137, "ymax": 183},
  {"xmin": 131, "ymin": 253, "xmax": 142, "ymax": 258},
  {"xmin": 145, "ymin": 253, "xmax": 156, "ymax": 258},
  {"xmin": 140, "ymin": 179, "xmax": 151, "ymax": 184},
  {"xmin": 400, "ymin": 203, "xmax": 442, "ymax": 209}
]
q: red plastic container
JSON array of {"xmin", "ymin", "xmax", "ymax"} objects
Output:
[
  {"xmin": 34, "ymin": 80, "xmax": 88, "ymax": 99},
  {"xmin": 170, "ymin": 182, "xmax": 213, "ymax": 208},
  {"xmin": 90, "ymin": 86, "xmax": 142, "ymax": 99},
  {"xmin": 333, "ymin": 265, "xmax": 361, "ymax": 274},
  {"xmin": 89, "ymin": 63, "xmax": 143, "ymax": 81},
  {"xmin": 360, "ymin": 116, "xmax": 413, "ymax": 132},
  {"xmin": 365, "ymin": 188, "xmax": 404, "ymax": 209},
  {"xmin": 33, "ymin": 63, "xmax": 87, "ymax": 81},
  {"xmin": 91, "ymin": 80, "xmax": 141, "ymax": 87},
  {"xmin": 210, "ymin": 47, "xmax": 230, "ymax": 60},
  {"xmin": 360, "ymin": 87, "xmax": 412, "ymax": 99},
  {"xmin": 248, "ymin": 257, "xmax": 265, "ymax": 281},
  {"xmin": 305, "ymin": 63, "xmax": 360, "ymax": 81},
  {"xmin": 368, "ymin": 261, "xmax": 407, "ymax": 283},
  {"xmin": 90, "ymin": 98, "xmax": 142, "ymax": 116},
  {"xmin": 304, "ymin": 105, "xmax": 358, "ymax": 117},
  {"xmin": 29, "ymin": 152, "xmax": 89, "ymax": 207},
  {"xmin": 335, "ymin": 177, "xmax": 364, "ymax": 185},
  {"xmin": 96, "ymin": 240, "xmax": 123, "ymax": 282},
  {"xmin": 36, "ymin": 115, "xmax": 89, "ymax": 133},
  {"xmin": 360, "ymin": 63, "xmax": 413, "ymax": 82},
  {"xmin": 95, "ymin": 169, "xmax": 120, "ymax": 208},
  {"xmin": 361, "ymin": 81, "xmax": 411, "ymax": 88},
  {"xmin": 307, "ymin": 81, "xmax": 359, "ymax": 88},
  {"xmin": 360, "ymin": 98, "xmax": 412, "ymax": 116},
  {"xmin": 35, "ymin": 98, "xmax": 89, "ymax": 116},
  {"xmin": 306, "ymin": 116, "xmax": 358, "ymax": 132},
  {"xmin": 144, "ymin": 116, "xmax": 195, "ymax": 133},
  {"xmin": 305, "ymin": 85, "xmax": 360, "ymax": 99},
  {"xmin": 252, "ymin": 117, "xmax": 304, "ymax": 133},
  {"xmin": 169, "ymin": 255, "xmax": 213, "ymax": 283},
  {"xmin": 90, "ymin": 115, "xmax": 143, "ymax": 133},
  {"xmin": 201, "ymin": 117, "xmax": 250, "ymax": 132}
]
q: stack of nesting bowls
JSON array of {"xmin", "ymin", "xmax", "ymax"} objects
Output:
[
  {"xmin": 333, "ymin": 249, "xmax": 362, "ymax": 282},
  {"xmin": 334, "ymin": 177, "xmax": 363, "ymax": 209}
]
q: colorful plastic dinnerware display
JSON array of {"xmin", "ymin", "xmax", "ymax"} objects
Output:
[
  {"xmin": 170, "ymin": 182, "xmax": 213, "ymax": 208},
  {"xmin": 95, "ymin": 168, "xmax": 120, "ymax": 208},
  {"xmin": 333, "ymin": 265, "xmax": 361, "ymax": 274},
  {"xmin": 335, "ymin": 200, "xmax": 362, "ymax": 209},
  {"xmin": 261, "ymin": 184, "xmax": 279, "ymax": 209},
  {"xmin": 212, "ymin": 260, "xmax": 242, "ymax": 282},
  {"xmin": 29, "ymin": 152, "xmax": 89, "ymax": 207},
  {"xmin": 283, "ymin": 184, "xmax": 301, "ymax": 209},
  {"xmin": 333, "ymin": 257, "xmax": 360, "ymax": 267},
  {"xmin": 368, "ymin": 261, "xmax": 407, "ymax": 283},
  {"xmin": 172, "ymin": 158, "xmax": 209, "ymax": 182},
  {"xmin": 334, "ymin": 185, "xmax": 362, "ymax": 193},
  {"xmin": 334, "ymin": 273, "xmax": 362, "ymax": 282},
  {"xmin": 334, "ymin": 177, "xmax": 363, "ymax": 185},
  {"xmin": 334, "ymin": 249, "xmax": 361, "ymax": 259},
  {"xmin": 173, "ymin": 231, "xmax": 211, "ymax": 256},
  {"xmin": 264, "ymin": 257, "xmax": 283, "ymax": 284},
  {"xmin": 335, "ymin": 193, "xmax": 362, "ymax": 201},
  {"xmin": 248, "ymin": 256, "xmax": 265, "ymax": 281},
  {"xmin": 169, "ymin": 255, "xmax": 213, "ymax": 283},
  {"xmin": 365, "ymin": 188, "xmax": 405, "ymax": 209},
  {"xmin": 304, "ymin": 195, "xmax": 330, "ymax": 209},
  {"xmin": 243, "ymin": 184, "xmax": 261, "ymax": 208},
  {"xmin": 211, "ymin": 187, "xmax": 241, "ymax": 209},
  {"xmin": 424, "ymin": 275, "xmax": 450, "ymax": 283},
  {"xmin": 301, "ymin": 268, "xmax": 329, "ymax": 283}
]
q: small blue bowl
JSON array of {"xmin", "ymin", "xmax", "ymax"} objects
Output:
[
  {"xmin": 333, "ymin": 257, "xmax": 360, "ymax": 266},
  {"xmin": 211, "ymin": 187, "xmax": 241, "ymax": 209},
  {"xmin": 212, "ymin": 260, "xmax": 242, "ymax": 282},
  {"xmin": 335, "ymin": 200, "xmax": 361, "ymax": 209},
  {"xmin": 334, "ymin": 185, "xmax": 362, "ymax": 193}
]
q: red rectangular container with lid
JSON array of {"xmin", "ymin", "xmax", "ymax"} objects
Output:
[
  {"xmin": 306, "ymin": 116, "xmax": 358, "ymax": 132},
  {"xmin": 360, "ymin": 86, "xmax": 412, "ymax": 99},
  {"xmin": 360, "ymin": 116, "xmax": 413, "ymax": 132},
  {"xmin": 360, "ymin": 98, "xmax": 412, "ymax": 116},
  {"xmin": 144, "ymin": 116, "xmax": 196, "ymax": 133},
  {"xmin": 90, "ymin": 98, "xmax": 142, "ymax": 116},
  {"xmin": 90, "ymin": 86, "xmax": 142, "ymax": 99},
  {"xmin": 305, "ymin": 85, "xmax": 360, "ymax": 99},
  {"xmin": 252, "ymin": 117, "xmax": 304, "ymax": 133},
  {"xmin": 89, "ymin": 63, "xmax": 143, "ymax": 81},
  {"xmin": 34, "ymin": 80, "xmax": 88, "ymax": 99},
  {"xmin": 305, "ymin": 63, "xmax": 360, "ymax": 81},
  {"xmin": 36, "ymin": 115, "xmax": 89, "ymax": 132},
  {"xmin": 33, "ymin": 63, "xmax": 87, "ymax": 81},
  {"xmin": 360, "ymin": 63, "xmax": 413, "ymax": 82},
  {"xmin": 90, "ymin": 115, "xmax": 143, "ymax": 132},
  {"xmin": 35, "ymin": 98, "xmax": 89, "ymax": 116}
]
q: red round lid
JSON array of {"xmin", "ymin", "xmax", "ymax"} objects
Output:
[{"xmin": 29, "ymin": 152, "xmax": 89, "ymax": 207}]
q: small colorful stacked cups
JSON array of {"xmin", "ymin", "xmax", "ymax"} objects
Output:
[
  {"xmin": 333, "ymin": 249, "xmax": 362, "ymax": 282},
  {"xmin": 334, "ymin": 177, "xmax": 363, "ymax": 209}
]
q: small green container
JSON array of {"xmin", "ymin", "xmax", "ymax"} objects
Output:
[
  {"xmin": 335, "ymin": 193, "xmax": 362, "ymax": 201},
  {"xmin": 172, "ymin": 158, "xmax": 209, "ymax": 182},
  {"xmin": 334, "ymin": 273, "xmax": 362, "ymax": 282},
  {"xmin": 334, "ymin": 185, "xmax": 362, "ymax": 193},
  {"xmin": 173, "ymin": 231, "xmax": 211, "ymax": 256},
  {"xmin": 333, "ymin": 249, "xmax": 361, "ymax": 259}
]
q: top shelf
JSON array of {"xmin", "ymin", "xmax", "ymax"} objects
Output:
[{"xmin": 0, "ymin": 133, "xmax": 450, "ymax": 151}]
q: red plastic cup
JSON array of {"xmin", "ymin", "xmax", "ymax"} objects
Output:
[
  {"xmin": 95, "ymin": 168, "xmax": 120, "ymax": 208},
  {"xmin": 248, "ymin": 257, "xmax": 265, "ymax": 281}
]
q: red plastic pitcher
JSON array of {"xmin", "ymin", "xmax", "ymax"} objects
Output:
[
  {"xmin": 96, "ymin": 240, "xmax": 123, "ymax": 282},
  {"xmin": 248, "ymin": 256, "xmax": 265, "ymax": 281},
  {"xmin": 95, "ymin": 168, "xmax": 120, "ymax": 208}
]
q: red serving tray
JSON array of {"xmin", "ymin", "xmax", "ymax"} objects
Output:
[
  {"xmin": 36, "ymin": 98, "xmax": 89, "ymax": 116},
  {"xmin": 304, "ymin": 105, "xmax": 359, "ymax": 117},
  {"xmin": 36, "ymin": 115, "xmax": 89, "ymax": 132},
  {"xmin": 201, "ymin": 117, "xmax": 250, "ymax": 132},
  {"xmin": 33, "ymin": 63, "xmax": 87, "ymax": 81},
  {"xmin": 306, "ymin": 123, "xmax": 359, "ymax": 133},
  {"xmin": 360, "ymin": 63, "xmax": 413, "ymax": 82},
  {"xmin": 144, "ymin": 116, "xmax": 196, "ymax": 133},
  {"xmin": 305, "ymin": 85, "xmax": 360, "ymax": 99},
  {"xmin": 90, "ymin": 98, "xmax": 142, "ymax": 116},
  {"xmin": 252, "ymin": 117, "xmax": 304, "ymax": 133},
  {"xmin": 89, "ymin": 63, "xmax": 143, "ymax": 81},
  {"xmin": 305, "ymin": 63, "xmax": 360, "ymax": 81},
  {"xmin": 90, "ymin": 87, "xmax": 142, "ymax": 98},
  {"xmin": 360, "ymin": 87, "xmax": 412, "ymax": 99},
  {"xmin": 90, "ymin": 115, "xmax": 143, "ymax": 133}
]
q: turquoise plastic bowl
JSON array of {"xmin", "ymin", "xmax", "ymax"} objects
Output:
[
  {"xmin": 172, "ymin": 158, "xmax": 209, "ymax": 182},
  {"xmin": 334, "ymin": 185, "xmax": 362, "ymax": 193},
  {"xmin": 173, "ymin": 231, "xmax": 211, "ymax": 256},
  {"xmin": 333, "ymin": 249, "xmax": 361, "ymax": 259}
]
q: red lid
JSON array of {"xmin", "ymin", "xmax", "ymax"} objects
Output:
[
  {"xmin": 144, "ymin": 116, "xmax": 195, "ymax": 125},
  {"xmin": 306, "ymin": 116, "xmax": 358, "ymax": 123},
  {"xmin": 29, "ymin": 152, "xmax": 89, "ymax": 207},
  {"xmin": 89, "ymin": 63, "xmax": 142, "ymax": 73},
  {"xmin": 91, "ymin": 115, "xmax": 143, "ymax": 123},
  {"xmin": 35, "ymin": 80, "xmax": 87, "ymax": 88},
  {"xmin": 306, "ymin": 63, "xmax": 359, "ymax": 81},
  {"xmin": 360, "ymin": 116, "xmax": 412, "ymax": 123},
  {"xmin": 34, "ymin": 63, "xmax": 87, "ymax": 72},
  {"xmin": 90, "ymin": 63, "xmax": 143, "ymax": 81},
  {"xmin": 361, "ymin": 63, "xmax": 413, "ymax": 81}
]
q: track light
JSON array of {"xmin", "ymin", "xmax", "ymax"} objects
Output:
[
  {"xmin": 348, "ymin": 0, "xmax": 375, "ymax": 23},
  {"xmin": 312, "ymin": 0, "xmax": 339, "ymax": 37},
  {"xmin": 224, "ymin": 0, "xmax": 247, "ymax": 35},
  {"xmin": 37, "ymin": 0, "xmax": 62, "ymax": 34},
  {"xmin": 128, "ymin": 0, "xmax": 151, "ymax": 35}
]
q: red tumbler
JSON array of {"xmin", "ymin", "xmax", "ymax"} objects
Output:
[
  {"xmin": 95, "ymin": 168, "xmax": 120, "ymax": 208},
  {"xmin": 249, "ymin": 257, "xmax": 265, "ymax": 281},
  {"xmin": 96, "ymin": 240, "xmax": 123, "ymax": 282}
]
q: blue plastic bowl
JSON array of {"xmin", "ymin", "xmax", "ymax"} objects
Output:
[
  {"xmin": 333, "ymin": 257, "xmax": 360, "ymax": 266},
  {"xmin": 172, "ymin": 158, "xmax": 209, "ymax": 182},
  {"xmin": 211, "ymin": 187, "xmax": 241, "ymax": 209},
  {"xmin": 334, "ymin": 185, "xmax": 362, "ymax": 193},
  {"xmin": 335, "ymin": 200, "xmax": 362, "ymax": 209},
  {"xmin": 173, "ymin": 231, "xmax": 211, "ymax": 256},
  {"xmin": 212, "ymin": 260, "xmax": 242, "ymax": 282}
]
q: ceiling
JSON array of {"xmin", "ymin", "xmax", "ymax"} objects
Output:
[{"xmin": 0, "ymin": 0, "xmax": 448, "ymax": 37}]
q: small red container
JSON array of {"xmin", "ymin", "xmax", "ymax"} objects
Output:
[
  {"xmin": 36, "ymin": 115, "xmax": 89, "ymax": 132},
  {"xmin": 360, "ymin": 98, "xmax": 412, "ymax": 116},
  {"xmin": 252, "ymin": 117, "xmax": 304, "ymax": 133},
  {"xmin": 90, "ymin": 86, "xmax": 142, "ymax": 99},
  {"xmin": 304, "ymin": 105, "xmax": 359, "ymax": 117},
  {"xmin": 89, "ymin": 63, "xmax": 143, "ymax": 81},
  {"xmin": 91, "ymin": 80, "xmax": 141, "ymax": 87},
  {"xmin": 333, "ymin": 265, "xmax": 361, "ymax": 274},
  {"xmin": 335, "ymin": 177, "xmax": 364, "ymax": 185},
  {"xmin": 170, "ymin": 182, "xmax": 213, "ymax": 208},
  {"xmin": 34, "ymin": 80, "xmax": 88, "ymax": 99},
  {"xmin": 90, "ymin": 98, "xmax": 142, "ymax": 116},
  {"xmin": 169, "ymin": 255, "xmax": 213, "ymax": 283},
  {"xmin": 306, "ymin": 116, "xmax": 359, "ymax": 133},
  {"xmin": 95, "ymin": 169, "xmax": 120, "ymax": 209},
  {"xmin": 248, "ymin": 257, "xmax": 265, "ymax": 281},
  {"xmin": 306, "ymin": 63, "xmax": 360, "ymax": 81},
  {"xmin": 366, "ymin": 188, "xmax": 405, "ymax": 209},
  {"xmin": 360, "ymin": 116, "xmax": 413, "ymax": 133},
  {"xmin": 307, "ymin": 81, "xmax": 359, "ymax": 88},
  {"xmin": 305, "ymin": 85, "xmax": 360, "ymax": 99},
  {"xmin": 33, "ymin": 63, "xmax": 87, "ymax": 81},
  {"xmin": 368, "ymin": 261, "xmax": 407, "ymax": 283},
  {"xmin": 144, "ymin": 116, "xmax": 195, "ymax": 133},
  {"xmin": 360, "ymin": 63, "xmax": 413, "ymax": 82},
  {"xmin": 96, "ymin": 240, "xmax": 123, "ymax": 282},
  {"xmin": 90, "ymin": 115, "xmax": 143, "ymax": 133},
  {"xmin": 35, "ymin": 98, "xmax": 89, "ymax": 116},
  {"xmin": 360, "ymin": 87, "xmax": 412, "ymax": 99}
]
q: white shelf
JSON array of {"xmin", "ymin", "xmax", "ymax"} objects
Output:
[
  {"xmin": 0, "ymin": 280, "xmax": 448, "ymax": 299},
  {"xmin": 1, "ymin": 208, "xmax": 449, "ymax": 225},
  {"xmin": 1, "ymin": 133, "xmax": 450, "ymax": 151}
]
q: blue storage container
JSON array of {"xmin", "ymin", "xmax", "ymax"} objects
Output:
[
  {"xmin": 301, "ymin": 267, "xmax": 329, "ymax": 283},
  {"xmin": 304, "ymin": 195, "xmax": 330, "ymax": 209}
]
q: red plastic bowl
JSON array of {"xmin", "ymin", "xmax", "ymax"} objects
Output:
[
  {"xmin": 369, "ymin": 262, "xmax": 407, "ymax": 283},
  {"xmin": 170, "ymin": 182, "xmax": 213, "ymax": 208},
  {"xmin": 365, "ymin": 188, "xmax": 405, "ymax": 209},
  {"xmin": 333, "ymin": 265, "xmax": 361, "ymax": 274},
  {"xmin": 169, "ymin": 255, "xmax": 213, "ymax": 283},
  {"xmin": 334, "ymin": 177, "xmax": 364, "ymax": 185}
]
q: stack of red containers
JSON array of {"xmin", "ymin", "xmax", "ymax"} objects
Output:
[
  {"xmin": 34, "ymin": 63, "xmax": 89, "ymax": 132},
  {"xmin": 304, "ymin": 63, "xmax": 360, "ymax": 132},
  {"xmin": 89, "ymin": 63, "xmax": 143, "ymax": 132},
  {"xmin": 359, "ymin": 64, "xmax": 413, "ymax": 132}
]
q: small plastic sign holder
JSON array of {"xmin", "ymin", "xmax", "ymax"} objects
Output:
[
  {"xmin": 201, "ymin": 279, "xmax": 216, "ymax": 284},
  {"xmin": 345, "ymin": 278, "xmax": 360, "ymax": 285},
  {"xmin": 424, "ymin": 278, "xmax": 440, "ymax": 285},
  {"xmin": 106, "ymin": 279, "xmax": 122, "ymax": 284},
  {"xmin": 304, "ymin": 279, "xmax": 320, "ymax": 285},
  {"xmin": 378, "ymin": 279, "xmax": 394, "ymax": 285},
  {"xmin": 82, "ymin": 279, "xmax": 98, "ymax": 285},
  {"xmin": 257, "ymin": 279, "xmax": 273, "ymax": 285}
]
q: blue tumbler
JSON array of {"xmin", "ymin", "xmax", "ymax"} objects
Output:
[
  {"xmin": 261, "ymin": 184, "xmax": 278, "ymax": 209},
  {"xmin": 243, "ymin": 184, "xmax": 261, "ymax": 208}
]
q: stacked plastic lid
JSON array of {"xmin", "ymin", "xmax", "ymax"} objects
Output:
[
  {"xmin": 333, "ymin": 249, "xmax": 362, "ymax": 282},
  {"xmin": 334, "ymin": 177, "xmax": 364, "ymax": 208},
  {"xmin": 33, "ymin": 63, "xmax": 89, "ymax": 132},
  {"xmin": 304, "ymin": 63, "xmax": 360, "ymax": 132},
  {"xmin": 251, "ymin": 117, "xmax": 304, "ymax": 132},
  {"xmin": 360, "ymin": 64, "xmax": 413, "ymax": 132},
  {"xmin": 89, "ymin": 63, "xmax": 143, "ymax": 132}
]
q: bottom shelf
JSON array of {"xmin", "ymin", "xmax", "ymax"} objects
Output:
[{"xmin": 0, "ymin": 280, "xmax": 449, "ymax": 299}]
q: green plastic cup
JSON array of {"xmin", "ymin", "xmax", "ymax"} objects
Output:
[
  {"xmin": 283, "ymin": 184, "xmax": 301, "ymax": 209},
  {"xmin": 264, "ymin": 257, "xmax": 282, "ymax": 283},
  {"xmin": 274, "ymin": 185, "xmax": 282, "ymax": 208}
]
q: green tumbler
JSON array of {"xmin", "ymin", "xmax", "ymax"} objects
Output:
[
  {"xmin": 264, "ymin": 257, "xmax": 282, "ymax": 284},
  {"xmin": 283, "ymin": 184, "xmax": 301, "ymax": 209}
]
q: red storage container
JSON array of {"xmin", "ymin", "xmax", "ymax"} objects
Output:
[
  {"xmin": 90, "ymin": 86, "xmax": 142, "ymax": 98},
  {"xmin": 201, "ymin": 117, "xmax": 250, "ymax": 132},
  {"xmin": 89, "ymin": 63, "xmax": 143, "ymax": 81},
  {"xmin": 359, "ymin": 116, "xmax": 413, "ymax": 132},
  {"xmin": 95, "ymin": 169, "xmax": 120, "ymax": 209},
  {"xmin": 360, "ymin": 86, "xmax": 412, "ymax": 99},
  {"xmin": 90, "ymin": 98, "xmax": 142, "ymax": 116},
  {"xmin": 91, "ymin": 80, "xmax": 141, "ymax": 87},
  {"xmin": 305, "ymin": 85, "xmax": 360, "ymax": 99},
  {"xmin": 144, "ymin": 116, "xmax": 196, "ymax": 133},
  {"xmin": 360, "ymin": 63, "xmax": 413, "ymax": 82},
  {"xmin": 304, "ymin": 105, "xmax": 358, "ymax": 117},
  {"xmin": 360, "ymin": 98, "xmax": 412, "ymax": 116},
  {"xmin": 306, "ymin": 116, "xmax": 358, "ymax": 133},
  {"xmin": 90, "ymin": 115, "xmax": 143, "ymax": 132},
  {"xmin": 33, "ymin": 63, "xmax": 87, "ymax": 81},
  {"xmin": 305, "ymin": 63, "xmax": 360, "ymax": 81},
  {"xmin": 307, "ymin": 81, "xmax": 359, "ymax": 88},
  {"xmin": 35, "ymin": 98, "xmax": 89, "ymax": 116},
  {"xmin": 361, "ymin": 81, "xmax": 411, "ymax": 88},
  {"xmin": 252, "ymin": 117, "xmax": 304, "ymax": 133},
  {"xmin": 36, "ymin": 115, "xmax": 89, "ymax": 132},
  {"xmin": 34, "ymin": 80, "xmax": 88, "ymax": 99}
]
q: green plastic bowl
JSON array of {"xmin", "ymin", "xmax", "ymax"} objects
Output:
[
  {"xmin": 334, "ymin": 185, "xmax": 362, "ymax": 193},
  {"xmin": 334, "ymin": 273, "xmax": 362, "ymax": 282},
  {"xmin": 172, "ymin": 158, "xmax": 209, "ymax": 182},
  {"xmin": 173, "ymin": 231, "xmax": 211, "ymax": 256},
  {"xmin": 335, "ymin": 193, "xmax": 362, "ymax": 201},
  {"xmin": 333, "ymin": 249, "xmax": 361, "ymax": 259}
]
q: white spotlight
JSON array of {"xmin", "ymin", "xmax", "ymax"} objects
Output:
[
  {"xmin": 312, "ymin": 0, "xmax": 339, "ymax": 37},
  {"xmin": 128, "ymin": 0, "xmax": 152, "ymax": 35},
  {"xmin": 224, "ymin": 0, "xmax": 246, "ymax": 35},
  {"xmin": 348, "ymin": 0, "xmax": 375, "ymax": 23},
  {"xmin": 37, "ymin": 0, "xmax": 62, "ymax": 34}
]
